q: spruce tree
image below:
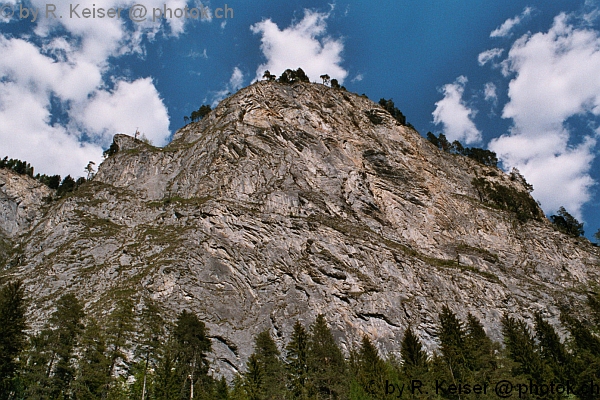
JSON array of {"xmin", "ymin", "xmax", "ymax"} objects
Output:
[
  {"xmin": 73, "ymin": 318, "xmax": 110, "ymax": 399},
  {"xmin": 533, "ymin": 313, "xmax": 570, "ymax": 381},
  {"xmin": 136, "ymin": 300, "xmax": 166, "ymax": 400},
  {"xmin": 501, "ymin": 314, "xmax": 546, "ymax": 382},
  {"xmin": 24, "ymin": 293, "xmax": 86, "ymax": 399},
  {"xmin": 285, "ymin": 321, "xmax": 309, "ymax": 399},
  {"xmin": 0, "ymin": 280, "xmax": 27, "ymax": 398},
  {"xmin": 241, "ymin": 330, "xmax": 285, "ymax": 399},
  {"xmin": 307, "ymin": 314, "xmax": 347, "ymax": 399},
  {"xmin": 255, "ymin": 330, "xmax": 286, "ymax": 399},
  {"xmin": 173, "ymin": 310, "xmax": 212, "ymax": 397},
  {"xmin": 154, "ymin": 342, "xmax": 180, "ymax": 400},
  {"xmin": 352, "ymin": 336, "xmax": 386, "ymax": 398},
  {"xmin": 437, "ymin": 306, "xmax": 469, "ymax": 383},
  {"xmin": 560, "ymin": 311, "xmax": 600, "ymax": 399},
  {"xmin": 400, "ymin": 327, "xmax": 428, "ymax": 376},
  {"xmin": 465, "ymin": 314, "xmax": 495, "ymax": 375},
  {"xmin": 243, "ymin": 354, "xmax": 263, "ymax": 400},
  {"xmin": 105, "ymin": 297, "xmax": 136, "ymax": 392}
]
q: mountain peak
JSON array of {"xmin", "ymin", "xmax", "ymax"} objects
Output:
[{"xmin": 2, "ymin": 80, "xmax": 599, "ymax": 376}]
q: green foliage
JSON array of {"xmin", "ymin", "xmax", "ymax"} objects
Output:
[
  {"xmin": 508, "ymin": 167, "xmax": 533, "ymax": 192},
  {"xmin": 241, "ymin": 330, "xmax": 286, "ymax": 399},
  {"xmin": 73, "ymin": 318, "xmax": 110, "ymax": 399},
  {"xmin": 501, "ymin": 314, "xmax": 547, "ymax": 383},
  {"xmin": 550, "ymin": 206, "xmax": 584, "ymax": 237},
  {"xmin": 471, "ymin": 177, "xmax": 542, "ymax": 222},
  {"xmin": 103, "ymin": 141, "xmax": 119, "ymax": 158},
  {"xmin": 0, "ymin": 280, "xmax": 27, "ymax": 398},
  {"xmin": 262, "ymin": 70, "xmax": 276, "ymax": 81},
  {"xmin": 105, "ymin": 298, "xmax": 136, "ymax": 392},
  {"xmin": 350, "ymin": 336, "xmax": 387, "ymax": 398},
  {"xmin": 7, "ymin": 294, "xmax": 600, "ymax": 398},
  {"xmin": 21, "ymin": 294, "xmax": 86, "ymax": 399},
  {"xmin": 400, "ymin": 327, "xmax": 428, "ymax": 375},
  {"xmin": 277, "ymin": 68, "xmax": 310, "ymax": 84},
  {"xmin": 426, "ymin": 133, "xmax": 498, "ymax": 167},
  {"xmin": 437, "ymin": 306, "xmax": 470, "ymax": 384},
  {"xmin": 0, "ymin": 155, "xmax": 70, "ymax": 193},
  {"xmin": 307, "ymin": 314, "xmax": 347, "ymax": 398},
  {"xmin": 533, "ymin": 312, "xmax": 570, "ymax": 382},
  {"xmin": 189, "ymin": 104, "xmax": 212, "ymax": 123},
  {"xmin": 0, "ymin": 156, "xmax": 34, "ymax": 177},
  {"xmin": 379, "ymin": 98, "xmax": 408, "ymax": 126},
  {"xmin": 285, "ymin": 321, "xmax": 310, "ymax": 399}
]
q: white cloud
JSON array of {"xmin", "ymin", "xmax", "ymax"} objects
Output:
[
  {"xmin": 478, "ymin": 48, "xmax": 504, "ymax": 66},
  {"xmin": 0, "ymin": 81, "xmax": 104, "ymax": 178},
  {"xmin": 484, "ymin": 82, "xmax": 497, "ymax": 103},
  {"xmin": 352, "ymin": 73, "xmax": 364, "ymax": 83},
  {"xmin": 251, "ymin": 9, "xmax": 347, "ymax": 83},
  {"xmin": 0, "ymin": 0, "xmax": 208, "ymax": 177},
  {"xmin": 491, "ymin": 7, "xmax": 533, "ymax": 38},
  {"xmin": 489, "ymin": 12, "xmax": 600, "ymax": 218},
  {"xmin": 75, "ymin": 78, "xmax": 171, "ymax": 147},
  {"xmin": 432, "ymin": 76, "xmax": 482, "ymax": 144},
  {"xmin": 211, "ymin": 67, "xmax": 245, "ymax": 107}
]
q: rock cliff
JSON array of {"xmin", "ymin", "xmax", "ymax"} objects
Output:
[{"xmin": 1, "ymin": 81, "xmax": 599, "ymax": 376}]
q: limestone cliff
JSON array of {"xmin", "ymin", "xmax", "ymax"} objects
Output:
[{"xmin": 1, "ymin": 81, "xmax": 599, "ymax": 376}]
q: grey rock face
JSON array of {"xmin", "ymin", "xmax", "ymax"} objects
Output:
[
  {"xmin": 0, "ymin": 169, "xmax": 52, "ymax": 237},
  {"xmin": 3, "ymin": 81, "xmax": 600, "ymax": 377}
]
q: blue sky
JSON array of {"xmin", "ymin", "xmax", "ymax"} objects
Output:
[{"xmin": 1, "ymin": 0, "xmax": 599, "ymax": 239}]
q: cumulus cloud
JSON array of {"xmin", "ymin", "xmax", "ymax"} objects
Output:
[
  {"xmin": 432, "ymin": 76, "xmax": 482, "ymax": 144},
  {"xmin": 74, "ymin": 78, "xmax": 171, "ymax": 147},
  {"xmin": 490, "ymin": 7, "xmax": 533, "ymax": 38},
  {"xmin": 478, "ymin": 48, "xmax": 504, "ymax": 66},
  {"xmin": 0, "ymin": 1, "xmax": 202, "ymax": 176},
  {"xmin": 489, "ymin": 12, "xmax": 600, "ymax": 218},
  {"xmin": 251, "ymin": 9, "xmax": 347, "ymax": 83},
  {"xmin": 0, "ymin": 81, "xmax": 104, "ymax": 178}
]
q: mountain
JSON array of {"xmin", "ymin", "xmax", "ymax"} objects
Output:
[{"xmin": 1, "ymin": 80, "xmax": 599, "ymax": 376}]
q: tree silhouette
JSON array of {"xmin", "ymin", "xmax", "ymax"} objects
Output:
[
  {"xmin": 550, "ymin": 206, "xmax": 584, "ymax": 237},
  {"xmin": 263, "ymin": 70, "xmax": 276, "ymax": 81},
  {"xmin": 320, "ymin": 74, "xmax": 330, "ymax": 85}
]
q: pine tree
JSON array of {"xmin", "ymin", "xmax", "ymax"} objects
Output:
[
  {"xmin": 104, "ymin": 298, "xmax": 136, "ymax": 393},
  {"xmin": 400, "ymin": 327, "xmax": 428, "ymax": 377},
  {"xmin": 501, "ymin": 314, "xmax": 546, "ymax": 382},
  {"xmin": 465, "ymin": 314, "xmax": 495, "ymax": 374},
  {"xmin": 533, "ymin": 313, "xmax": 570, "ymax": 381},
  {"xmin": 285, "ymin": 321, "xmax": 309, "ymax": 399},
  {"xmin": 73, "ymin": 318, "xmax": 110, "ymax": 399},
  {"xmin": 560, "ymin": 311, "xmax": 600, "ymax": 399},
  {"xmin": 352, "ymin": 335, "xmax": 386, "ymax": 398},
  {"xmin": 136, "ymin": 300, "xmax": 166, "ymax": 400},
  {"xmin": 243, "ymin": 354, "xmax": 263, "ymax": 400},
  {"xmin": 154, "ymin": 342, "xmax": 180, "ymax": 400},
  {"xmin": 23, "ymin": 294, "xmax": 86, "ymax": 399},
  {"xmin": 0, "ymin": 280, "xmax": 27, "ymax": 399},
  {"xmin": 173, "ymin": 310, "xmax": 212, "ymax": 397},
  {"xmin": 437, "ymin": 306, "xmax": 469, "ymax": 384},
  {"xmin": 307, "ymin": 314, "xmax": 347, "ymax": 399}
]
